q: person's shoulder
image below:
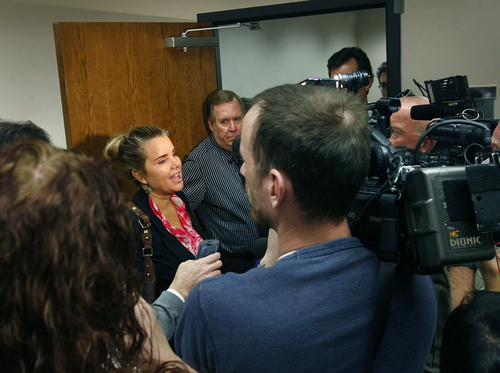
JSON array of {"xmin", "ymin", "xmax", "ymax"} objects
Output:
[
  {"xmin": 175, "ymin": 190, "xmax": 189, "ymax": 203},
  {"xmin": 190, "ymin": 269, "xmax": 265, "ymax": 302},
  {"xmin": 129, "ymin": 189, "xmax": 149, "ymax": 219},
  {"xmin": 184, "ymin": 136, "xmax": 216, "ymax": 161},
  {"xmin": 131, "ymin": 187, "xmax": 146, "ymax": 204},
  {"xmin": 291, "ymin": 237, "xmax": 376, "ymax": 260}
]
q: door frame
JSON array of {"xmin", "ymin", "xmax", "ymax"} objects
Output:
[{"xmin": 198, "ymin": 0, "xmax": 403, "ymax": 96}]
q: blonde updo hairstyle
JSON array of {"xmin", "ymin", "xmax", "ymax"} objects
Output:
[{"xmin": 104, "ymin": 126, "xmax": 169, "ymax": 186}]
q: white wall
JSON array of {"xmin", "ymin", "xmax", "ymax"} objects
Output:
[
  {"xmin": 219, "ymin": 8, "xmax": 386, "ymax": 103},
  {"xmin": 356, "ymin": 9, "xmax": 386, "ymax": 103},
  {"xmin": 0, "ymin": 0, "xmax": 302, "ymax": 148},
  {"xmin": 1, "ymin": 0, "xmax": 299, "ymax": 24},
  {"xmin": 401, "ymin": 0, "xmax": 500, "ymax": 117},
  {"xmin": 219, "ymin": 12, "xmax": 357, "ymax": 98},
  {"xmin": 1, "ymin": 0, "xmax": 499, "ymax": 148},
  {"xmin": 0, "ymin": 2, "xmax": 184, "ymax": 148}
]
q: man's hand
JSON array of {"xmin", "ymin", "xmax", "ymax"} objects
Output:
[
  {"xmin": 477, "ymin": 256, "xmax": 500, "ymax": 292},
  {"xmin": 449, "ymin": 266, "xmax": 475, "ymax": 308},
  {"xmin": 169, "ymin": 252, "xmax": 222, "ymax": 299}
]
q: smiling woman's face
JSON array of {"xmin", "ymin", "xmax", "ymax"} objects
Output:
[{"xmin": 134, "ymin": 135, "xmax": 183, "ymax": 196}]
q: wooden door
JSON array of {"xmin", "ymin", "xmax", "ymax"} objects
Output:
[{"xmin": 53, "ymin": 22, "xmax": 217, "ymax": 198}]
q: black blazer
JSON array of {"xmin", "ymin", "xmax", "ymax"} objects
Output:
[{"xmin": 130, "ymin": 189, "xmax": 207, "ymax": 300}]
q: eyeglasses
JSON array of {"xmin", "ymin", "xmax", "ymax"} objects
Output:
[{"xmin": 378, "ymin": 83, "xmax": 388, "ymax": 91}]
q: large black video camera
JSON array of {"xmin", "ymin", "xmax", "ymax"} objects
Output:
[{"xmin": 350, "ymin": 75, "xmax": 500, "ymax": 274}]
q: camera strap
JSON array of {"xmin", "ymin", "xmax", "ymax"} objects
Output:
[
  {"xmin": 127, "ymin": 202, "xmax": 157, "ymax": 304},
  {"xmin": 372, "ymin": 193, "xmax": 400, "ymax": 367}
]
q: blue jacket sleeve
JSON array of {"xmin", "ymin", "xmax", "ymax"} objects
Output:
[{"xmin": 174, "ymin": 283, "xmax": 219, "ymax": 372}]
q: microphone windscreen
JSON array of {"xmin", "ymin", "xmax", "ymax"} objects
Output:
[
  {"xmin": 252, "ymin": 237, "xmax": 268, "ymax": 259},
  {"xmin": 410, "ymin": 104, "xmax": 441, "ymax": 120}
]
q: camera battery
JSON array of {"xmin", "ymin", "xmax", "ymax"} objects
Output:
[{"xmin": 403, "ymin": 165, "xmax": 496, "ymax": 271}]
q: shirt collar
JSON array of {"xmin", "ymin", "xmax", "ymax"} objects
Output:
[
  {"xmin": 209, "ymin": 134, "xmax": 235, "ymax": 162},
  {"xmin": 278, "ymin": 250, "xmax": 298, "ymax": 261}
]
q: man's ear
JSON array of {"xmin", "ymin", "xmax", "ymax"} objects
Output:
[
  {"xmin": 269, "ymin": 169, "xmax": 287, "ymax": 209},
  {"xmin": 366, "ymin": 76, "xmax": 374, "ymax": 91},
  {"xmin": 208, "ymin": 120, "xmax": 215, "ymax": 132},
  {"xmin": 420, "ymin": 137, "xmax": 436, "ymax": 153},
  {"xmin": 132, "ymin": 170, "xmax": 147, "ymax": 185}
]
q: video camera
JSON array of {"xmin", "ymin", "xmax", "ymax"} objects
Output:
[{"xmin": 349, "ymin": 75, "xmax": 500, "ymax": 274}]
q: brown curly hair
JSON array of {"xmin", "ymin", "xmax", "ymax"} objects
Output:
[{"xmin": 0, "ymin": 141, "xmax": 188, "ymax": 373}]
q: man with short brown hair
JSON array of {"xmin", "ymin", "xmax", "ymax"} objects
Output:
[
  {"xmin": 182, "ymin": 90, "xmax": 262, "ymax": 273},
  {"xmin": 176, "ymin": 84, "xmax": 437, "ymax": 373}
]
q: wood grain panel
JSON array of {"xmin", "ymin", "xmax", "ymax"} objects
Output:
[{"xmin": 53, "ymin": 22, "xmax": 217, "ymax": 161}]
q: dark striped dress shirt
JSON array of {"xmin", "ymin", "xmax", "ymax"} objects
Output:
[{"xmin": 182, "ymin": 135, "xmax": 260, "ymax": 254}]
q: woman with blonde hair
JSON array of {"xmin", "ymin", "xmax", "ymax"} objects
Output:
[{"xmin": 104, "ymin": 126, "xmax": 207, "ymax": 300}]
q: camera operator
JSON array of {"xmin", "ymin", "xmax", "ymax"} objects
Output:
[
  {"xmin": 376, "ymin": 62, "xmax": 388, "ymax": 98},
  {"xmin": 386, "ymin": 95, "xmax": 500, "ymax": 373},
  {"xmin": 389, "ymin": 96, "xmax": 436, "ymax": 152},
  {"xmin": 389, "ymin": 97, "xmax": 500, "ymax": 300},
  {"xmin": 388, "ymin": 96, "xmax": 476, "ymax": 301}
]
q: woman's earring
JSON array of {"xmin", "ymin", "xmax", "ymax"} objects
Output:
[{"xmin": 144, "ymin": 185, "xmax": 153, "ymax": 195}]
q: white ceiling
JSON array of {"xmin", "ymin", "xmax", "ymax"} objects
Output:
[{"xmin": 0, "ymin": 0, "xmax": 306, "ymax": 21}]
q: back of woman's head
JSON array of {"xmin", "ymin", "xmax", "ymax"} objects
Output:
[
  {"xmin": 103, "ymin": 126, "xmax": 169, "ymax": 186},
  {"xmin": 441, "ymin": 290, "xmax": 500, "ymax": 373},
  {"xmin": 0, "ymin": 141, "xmax": 148, "ymax": 372}
]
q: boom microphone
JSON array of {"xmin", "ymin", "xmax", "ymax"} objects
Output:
[
  {"xmin": 411, "ymin": 103, "xmax": 476, "ymax": 121},
  {"xmin": 410, "ymin": 104, "xmax": 441, "ymax": 120}
]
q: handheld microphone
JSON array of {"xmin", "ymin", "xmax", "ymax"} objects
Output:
[
  {"xmin": 299, "ymin": 71, "xmax": 369, "ymax": 94},
  {"xmin": 232, "ymin": 135, "xmax": 242, "ymax": 159},
  {"xmin": 332, "ymin": 71, "xmax": 370, "ymax": 94},
  {"xmin": 251, "ymin": 237, "xmax": 268, "ymax": 259}
]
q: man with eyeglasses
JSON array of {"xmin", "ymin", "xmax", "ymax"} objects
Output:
[{"xmin": 376, "ymin": 61, "xmax": 388, "ymax": 97}]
